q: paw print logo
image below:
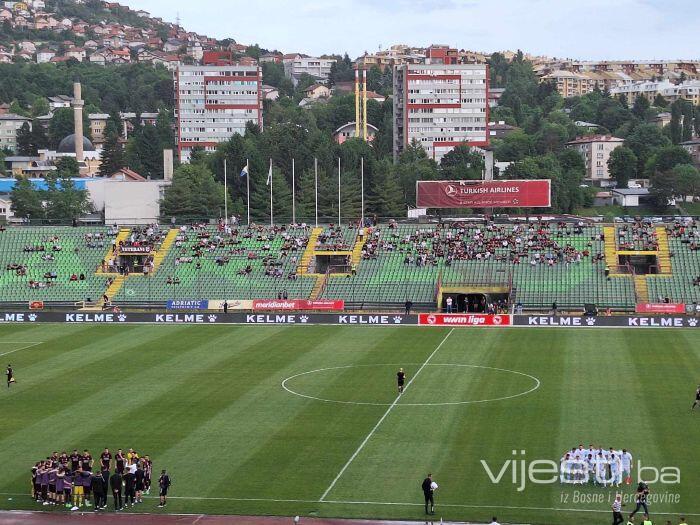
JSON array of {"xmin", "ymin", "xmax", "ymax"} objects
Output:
[
  {"xmin": 117, "ymin": 314, "xmax": 127, "ymax": 322},
  {"xmin": 585, "ymin": 317, "xmax": 596, "ymax": 326},
  {"xmin": 299, "ymin": 315, "xmax": 309, "ymax": 323},
  {"xmin": 393, "ymin": 316, "xmax": 403, "ymax": 324},
  {"xmin": 28, "ymin": 313, "xmax": 37, "ymax": 322},
  {"xmin": 688, "ymin": 318, "xmax": 698, "ymax": 327},
  {"xmin": 208, "ymin": 314, "xmax": 218, "ymax": 323}
]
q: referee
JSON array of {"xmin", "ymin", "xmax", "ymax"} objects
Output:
[
  {"xmin": 421, "ymin": 473, "xmax": 435, "ymax": 515},
  {"xmin": 612, "ymin": 493, "xmax": 624, "ymax": 525}
]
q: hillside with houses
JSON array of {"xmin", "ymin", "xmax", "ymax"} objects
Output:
[{"xmin": 0, "ymin": 0, "xmax": 238, "ymax": 67}]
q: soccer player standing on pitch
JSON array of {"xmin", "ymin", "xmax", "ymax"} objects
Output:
[
  {"xmin": 6, "ymin": 364, "xmax": 15, "ymax": 388},
  {"xmin": 397, "ymin": 368, "xmax": 406, "ymax": 394},
  {"xmin": 157, "ymin": 469, "xmax": 171, "ymax": 508},
  {"xmin": 692, "ymin": 385, "xmax": 700, "ymax": 410},
  {"xmin": 421, "ymin": 473, "xmax": 436, "ymax": 515}
]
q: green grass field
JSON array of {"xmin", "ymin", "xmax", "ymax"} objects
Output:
[{"xmin": 1, "ymin": 324, "xmax": 699, "ymax": 524}]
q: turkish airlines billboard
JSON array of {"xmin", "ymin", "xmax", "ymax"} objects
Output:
[{"xmin": 416, "ymin": 180, "xmax": 551, "ymax": 208}]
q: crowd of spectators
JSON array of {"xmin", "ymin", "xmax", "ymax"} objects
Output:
[{"xmin": 357, "ymin": 221, "xmax": 604, "ymax": 269}]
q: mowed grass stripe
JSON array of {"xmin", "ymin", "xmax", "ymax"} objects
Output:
[
  {"xmin": 0, "ymin": 326, "xmax": 178, "ymax": 438},
  {"xmin": 203, "ymin": 328, "xmax": 453, "ymax": 500},
  {"xmin": 157, "ymin": 326, "xmax": 360, "ymax": 500},
  {"xmin": 0, "ymin": 326, "xmax": 276, "ymax": 492}
]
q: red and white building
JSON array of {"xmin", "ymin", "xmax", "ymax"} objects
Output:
[
  {"xmin": 175, "ymin": 62, "xmax": 262, "ymax": 162},
  {"xmin": 393, "ymin": 49, "xmax": 489, "ymax": 162}
]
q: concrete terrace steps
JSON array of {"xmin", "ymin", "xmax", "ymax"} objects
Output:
[
  {"xmin": 655, "ymin": 227, "xmax": 672, "ymax": 274},
  {"xmin": 634, "ymin": 274, "xmax": 649, "ymax": 303},
  {"xmin": 298, "ymin": 227, "xmax": 323, "ymax": 275},
  {"xmin": 150, "ymin": 228, "xmax": 179, "ymax": 273}
]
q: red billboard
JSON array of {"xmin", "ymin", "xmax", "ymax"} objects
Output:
[
  {"xmin": 416, "ymin": 180, "xmax": 551, "ymax": 208},
  {"xmin": 252, "ymin": 299, "xmax": 345, "ymax": 311},
  {"xmin": 418, "ymin": 313, "xmax": 511, "ymax": 326},
  {"xmin": 635, "ymin": 303, "xmax": 686, "ymax": 314}
]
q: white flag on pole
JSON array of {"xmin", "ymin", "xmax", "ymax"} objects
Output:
[{"xmin": 266, "ymin": 160, "xmax": 273, "ymax": 186}]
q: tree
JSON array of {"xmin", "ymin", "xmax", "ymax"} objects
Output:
[
  {"xmin": 439, "ymin": 145, "xmax": 484, "ymax": 180},
  {"xmin": 48, "ymin": 108, "xmax": 90, "ymax": 149},
  {"xmin": 493, "ymin": 129, "xmax": 534, "ymax": 161},
  {"xmin": 9, "ymin": 176, "xmax": 43, "ymax": 219},
  {"xmin": 30, "ymin": 96, "xmax": 49, "ymax": 117},
  {"xmin": 653, "ymin": 94, "xmax": 668, "ymax": 108},
  {"xmin": 30, "ymin": 119, "xmax": 48, "ymax": 152},
  {"xmin": 682, "ymin": 100, "xmax": 694, "ymax": 142},
  {"xmin": 16, "ymin": 122, "xmax": 34, "ymax": 155},
  {"xmin": 44, "ymin": 172, "xmax": 91, "ymax": 222},
  {"xmin": 645, "ymin": 145, "xmax": 693, "ymax": 177},
  {"xmin": 607, "ymin": 146, "xmax": 638, "ymax": 188},
  {"xmin": 161, "ymin": 164, "xmax": 230, "ymax": 219},
  {"xmin": 672, "ymin": 164, "xmax": 700, "ymax": 203},
  {"xmin": 98, "ymin": 120, "xmax": 124, "ymax": 177},
  {"xmin": 669, "ymin": 100, "xmax": 683, "ymax": 144},
  {"xmin": 631, "ymin": 95, "xmax": 651, "ymax": 120},
  {"xmin": 624, "ymin": 124, "xmax": 671, "ymax": 174}
]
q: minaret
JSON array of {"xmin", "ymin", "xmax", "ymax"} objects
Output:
[{"xmin": 72, "ymin": 82, "xmax": 84, "ymax": 163}]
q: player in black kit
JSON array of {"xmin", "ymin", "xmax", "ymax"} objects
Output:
[
  {"xmin": 397, "ymin": 368, "xmax": 406, "ymax": 394},
  {"xmin": 7, "ymin": 364, "xmax": 15, "ymax": 388},
  {"xmin": 692, "ymin": 385, "xmax": 700, "ymax": 410}
]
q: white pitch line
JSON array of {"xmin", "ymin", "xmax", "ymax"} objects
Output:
[
  {"xmin": 319, "ymin": 328, "xmax": 455, "ymax": 502},
  {"xmin": 0, "ymin": 342, "xmax": 43, "ymax": 358},
  {"xmin": 1, "ymin": 492, "xmax": 699, "ymax": 517}
]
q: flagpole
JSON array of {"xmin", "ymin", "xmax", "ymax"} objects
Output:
[
  {"xmin": 291, "ymin": 158, "xmax": 296, "ymax": 224},
  {"xmin": 223, "ymin": 158, "xmax": 228, "ymax": 224},
  {"xmin": 314, "ymin": 157, "xmax": 318, "ymax": 227},
  {"xmin": 337, "ymin": 157, "xmax": 341, "ymax": 225},
  {"xmin": 246, "ymin": 159, "xmax": 250, "ymax": 225},
  {"xmin": 360, "ymin": 156, "xmax": 365, "ymax": 227},
  {"xmin": 269, "ymin": 158, "xmax": 274, "ymax": 226}
]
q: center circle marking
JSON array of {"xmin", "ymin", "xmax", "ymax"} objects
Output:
[{"xmin": 281, "ymin": 363, "xmax": 541, "ymax": 407}]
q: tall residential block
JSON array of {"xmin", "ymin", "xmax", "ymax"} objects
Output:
[
  {"xmin": 393, "ymin": 62, "xmax": 489, "ymax": 163},
  {"xmin": 175, "ymin": 64, "xmax": 262, "ymax": 163}
]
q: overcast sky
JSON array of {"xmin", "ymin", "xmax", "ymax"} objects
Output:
[{"xmin": 121, "ymin": 0, "xmax": 698, "ymax": 61}]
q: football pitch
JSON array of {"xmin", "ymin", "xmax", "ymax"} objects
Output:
[{"xmin": 1, "ymin": 323, "xmax": 699, "ymax": 524}]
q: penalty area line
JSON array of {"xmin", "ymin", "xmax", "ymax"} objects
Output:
[
  {"xmin": 318, "ymin": 328, "xmax": 455, "ymax": 502},
  {"xmin": 0, "ymin": 342, "xmax": 43, "ymax": 358}
]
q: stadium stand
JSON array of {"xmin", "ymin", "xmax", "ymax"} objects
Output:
[
  {"xmin": 2, "ymin": 219, "xmax": 698, "ymax": 310},
  {"xmin": 0, "ymin": 226, "xmax": 114, "ymax": 304},
  {"xmin": 113, "ymin": 223, "xmax": 315, "ymax": 302}
]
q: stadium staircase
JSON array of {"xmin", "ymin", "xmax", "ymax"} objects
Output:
[
  {"xmin": 102, "ymin": 275, "xmax": 125, "ymax": 303},
  {"xmin": 310, "ymin": 273, "xmax": 327, "ymax": 299},
  {"xmin": 655, "ymin": 228, "xmax": 672, "ymax": 274},
  {"xmin": 350, "ymin": 232, "xmax": 364, "ymax": 268},
  {"xmin": 634, "ymin": 275, "xmax": 649, "ymax": 303},
  {"xmin": 96, "ymin": 228, "xmax": 130, "ymax": 275},
  {"xmin": 298, "ymin": 227, "xmax": 323, "ymax": 275},
  {"xmin": 150, "ymin": 229, "xmax": 179, "ymax": 272},
  {"xmin": 603, "ymin": 226, "xmax": 620, "ymax": 275}
]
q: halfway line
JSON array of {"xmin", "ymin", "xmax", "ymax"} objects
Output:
[{"xmin": 318, "ymin": 328, "xmax": 455, "ymax": 502}]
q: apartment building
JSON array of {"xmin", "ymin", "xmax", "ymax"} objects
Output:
[
  {"xmin": 393, "ymin": 62, "xmax": 489, "ymax": 162},
  {"xmin": 283, "ymin": 54, "xmax": 336, "ymax": 86},
  {"xmin": 566, "ymin": 135, "xmax": 624, "ymax": 185},
  {"xmin": 175, "ymin": 64, "xmax": 262, "ymax": 163},
  {"xmin": 0, "ymin": 113, "xmax": 31, "ymax": 153},
  {"xmin": 610, "ymin": 79, "xmax": 700, "ymax": 105}
]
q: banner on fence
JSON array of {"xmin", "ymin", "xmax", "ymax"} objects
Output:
[
  {"xmin": 418, "ymin": 313, "xmax": 511, "ymax": 326},
  {"xmin": 635, "ymin": 303, "xmax": 686, "ymax": 314}
]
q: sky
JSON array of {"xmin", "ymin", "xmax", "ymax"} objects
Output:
[{"xmin": 121, "ymin": 0, "xmax": 699, "ymax": 61}]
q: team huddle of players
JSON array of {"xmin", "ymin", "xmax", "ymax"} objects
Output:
[
  {"xmin": 31, "ymin": 447, "xmax": 153, "ymax": 511},
  {"xmin": 560, "ymin": 445, "xmax": 633, "ymax": 487}
]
